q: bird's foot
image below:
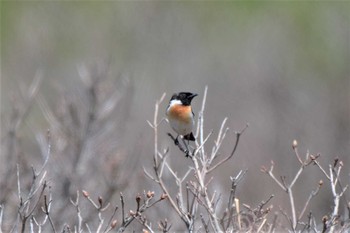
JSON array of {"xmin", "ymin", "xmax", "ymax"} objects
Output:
[{"xmin": 174, "ymin": 137, "xmax": 179, "ymax": 145}]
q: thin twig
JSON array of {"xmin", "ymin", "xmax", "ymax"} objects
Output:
[
  {"xmin": 0, "ymin": 205, "xmax": 4, "ymax": 233},
  {"xmin": 120, "ymin": 193, "xmax": 125, "ymax": 225},
  {"xmin": 70, "ymin": 191, "xmax": 83, "ymax": 233},
  {"xmin": 225, "ymin": 170, "xmax": 247, "ymax": 230},
  {"xmin": 262, "ymin": 162, "xmax": 287, "ymax": 191},
  {"xmin": 197, "ymin": 86, "xmax": 208, "ymax": 161},
  {"xmin": 298, "ymin": 182, "xmax": 322, "ymax": 221},
  {"xmin": 43, "ymin": 193, "xmax": 56, "ymax": 233},
  {"xmin": 207, "ymin": 124, "xmax": 248, "ymax": 173},
  {"xmin": 200, "ymin": 214, "xmax": 210, "ymax": 233}
]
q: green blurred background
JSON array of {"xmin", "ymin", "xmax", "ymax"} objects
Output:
[{"xmin": 1, "ymin": 1, "xmax": 350, "ymax": 228}]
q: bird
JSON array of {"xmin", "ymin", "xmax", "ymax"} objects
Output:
[{"xmin": 166, "ymin": 92, "xmax": 198, "ymax": 144}]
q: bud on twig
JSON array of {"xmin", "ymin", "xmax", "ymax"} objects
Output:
[
  {"xmin": 322, "ymin": 215, "xmax": 328, "ymax": 223},
  {"xmin": 98, "ymin": 196, "xmax": 103, "ymax": 207},
  {"xmin": 161, "ymin": 193, "xmax": 168, "ymax": 200},
  {"xmin": 292, "ymin": 140, "xmax": 298, "ymax": 149},
  {"xmin": 136, "ymin": 194, "xmax": 141, "ymax": 212},
  {"xmin": 334, "ymin": 158, "xmax": 339, "ymax": 168},
  {"xmin": 319, "ymin": 180, "xmax": 324, "ymax": 186},
  {"xmin": 82, "ymin": 190, "xmax": 89, "ymax": 198},
  {"xmin": 146, "ymin": 191, "xmax": 155, "ymax": 198},
  {"xmin": 111, "ymin": 220, "xmax": 117, "ymax": 229},
  {"xmin": 136, "ymin": 194, "xmax": 142, "ymax": 203}
]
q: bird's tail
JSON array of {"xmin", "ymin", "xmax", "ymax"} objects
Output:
[{"xmin": 184, "ymin": 132, "xmax": 195, "ymax": 141}]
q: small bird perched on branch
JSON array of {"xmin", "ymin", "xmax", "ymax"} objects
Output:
[{"xmin": 166, "ymin": 92, "xmax": 197, "ymax": 146}]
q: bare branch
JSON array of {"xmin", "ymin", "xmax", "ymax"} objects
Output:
[
  {"xmin": 0, "ymin": 205, "xmax": 4, "ymax": 233},
  {"xmin": 196, "ymin": 86, "xmax": 208, "ymax": 160},
  {"xmin": 298, "ymin": 181, "xmax": 322, "ymax": 221},
  {"xmin": 262, "ymin": 161, "xmax": 287, "ymax": 192},
  {"xmin": 207, "ymin": 123, "xmax": 248, "ymax": 173}
]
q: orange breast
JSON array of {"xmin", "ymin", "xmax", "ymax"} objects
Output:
[{"xmin": 167, "ymin": 105, "xmax": 192, "ymax": 123}]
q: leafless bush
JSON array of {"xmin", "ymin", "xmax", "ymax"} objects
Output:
[
  {"xmin": 145, "ymin": 87, "xmax": 256, "ymax": 232},
  {"xmin": 145, "ymin": 87, "xmax": 350, "ymax": 232},
  {"xmin": 1, "ymin": 63, "xmax": 163, "ymax": 232},
  {"xmin": 1, "ymin": 68, "xmax": 349, "ymax": 233},
  {"xmin": 260, "ymin": 139, "xmax": 350, "ymax": 233}
]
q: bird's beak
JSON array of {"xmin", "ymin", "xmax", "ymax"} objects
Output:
[{"xmin": 190, "ymin": 93, "xmax": 198, "ymax": 99}]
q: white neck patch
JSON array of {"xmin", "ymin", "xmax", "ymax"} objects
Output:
[{"xmin": 168, "ymin": 99, "xmax": 182, "ymax": 107}]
